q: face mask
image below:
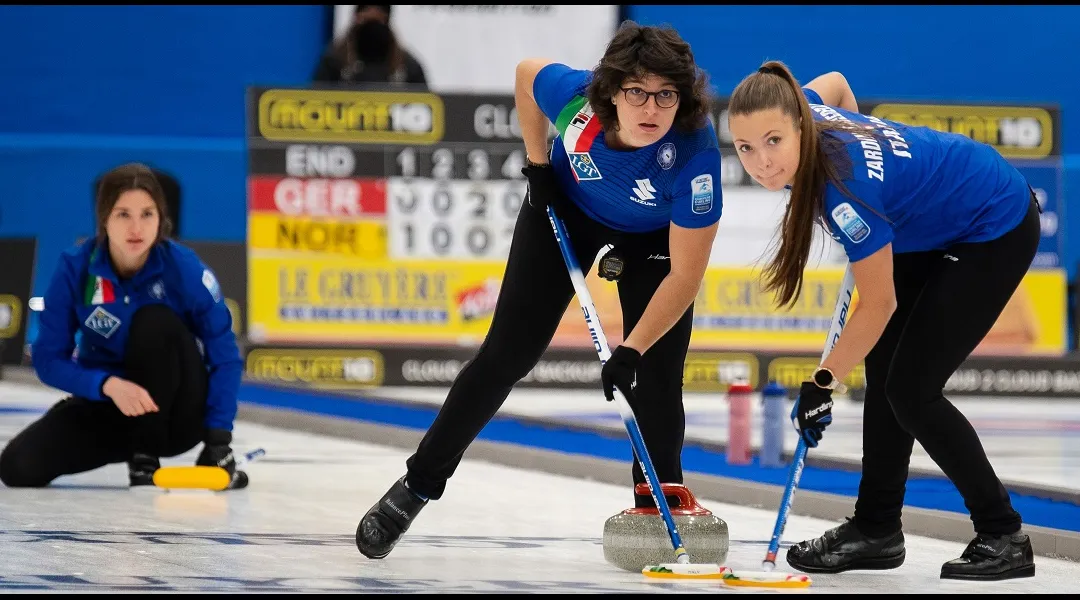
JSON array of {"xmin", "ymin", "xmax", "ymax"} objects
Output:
[{"xmin": 352, "ymin": 20, "xmax": 393, "ymax": 62}]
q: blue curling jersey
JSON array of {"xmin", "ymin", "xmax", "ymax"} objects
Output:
[
  {"xmin": 533, "ymin": 63, "xmax": 723, "ymax": 233},
  {"xmin": 32, "ymin": 238, "xmax": 243, "ymax": 432},
  {"xmin": 803, "ymin": 88, "xmax": 1031, "ymax": 263}
]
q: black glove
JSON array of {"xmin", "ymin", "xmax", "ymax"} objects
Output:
[
  {"xmin": 196, "ymin": 428, "xmax": 247, "ymax": 489},
  {"xmin": 790, "ymin": 381, "xmax": 834, "ymax": 448},
  {"xmin": 601, "ymin": 345, "xmax": 642, "ymax": 403},
  {"xmin": 522, "ymin": 161, "xmax": 566, "ymax": 214}
]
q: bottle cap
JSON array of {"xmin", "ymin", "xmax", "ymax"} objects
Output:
[
  {"xmin": 763, "ymin": 379, "xmax": 786, "ymax": 396},
  {"xmin": 727, "ymin": 379, "xmax": 753, "ymax": 393}
]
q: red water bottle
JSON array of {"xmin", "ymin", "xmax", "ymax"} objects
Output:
[{"xmin": 727, "ymin": 379, "xmax": 753, "ymax": 465}]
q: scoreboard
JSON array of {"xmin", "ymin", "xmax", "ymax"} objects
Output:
[{"xmin": 248, "ymin": 88, "xmax": 529, "ymax": 263}]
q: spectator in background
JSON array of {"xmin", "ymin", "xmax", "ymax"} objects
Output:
[{"xmin": 312, "ymin": 5, "xmax": 428, "ymax": 88}]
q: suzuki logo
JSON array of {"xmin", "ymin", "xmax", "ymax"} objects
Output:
[{"xmin": 630, "ymin": 179, "xmax": 657, "ymax": 206}]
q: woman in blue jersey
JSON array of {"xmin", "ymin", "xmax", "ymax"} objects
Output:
[
  {"xmin": 0, "ymin": 163, "xmax": 247, "ymax": 490},
  {"xmin": 726, "ymin": 61, "xmax": 1038, "ymax": 581},
  {"xmin": 356, "ymin": 21, "xmax": 723, "ymax": 559}
]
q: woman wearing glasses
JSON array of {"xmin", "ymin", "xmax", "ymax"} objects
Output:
[{"xmin": 356, "ymin": 20, "xmax": 723, "ymax": 560}]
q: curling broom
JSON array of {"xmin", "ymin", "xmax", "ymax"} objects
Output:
[
  {"xmin": 643, "ymin": 263, "xmax": 855, "ymax": 587},
  {"xmin": 153, "ymin": 448, "xmax": 266, "ymax": 491},
  {"xmin": 546, "ymin": 206, "xmax": 699, "ymax": 569}
]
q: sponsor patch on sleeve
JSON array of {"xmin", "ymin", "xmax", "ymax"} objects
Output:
[
  {"xmin": 202, "ymin": 269, "xmax": 223, "ymax": 303},
  {"xmin": 831, "ymin": 202, "xmax": 871, "ymax": 243},
  {"xmin": 690, "ymin": 174, "xmax": 713, "ymax": 214}
]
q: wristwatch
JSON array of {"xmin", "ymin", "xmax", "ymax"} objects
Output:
[{"xmin": 811, "ymin": 367, "xmax": 847, "ymax": 394}]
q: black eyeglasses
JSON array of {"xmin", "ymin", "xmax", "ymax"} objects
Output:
[{"xmin": 620, "ymin": 87, "xmax": 680, "ymax": 109}]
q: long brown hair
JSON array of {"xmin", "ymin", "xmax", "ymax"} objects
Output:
[
  {"xmin": 728, "ymin": 60, "xmax": 875, "ymax": 309},
  {"xmin": 587, "ymin": 20, "xmax": 711, "ymax": 133},
  {"xmin": 95, "ymin": 162, "xmax": 172, "ymax": 243}
]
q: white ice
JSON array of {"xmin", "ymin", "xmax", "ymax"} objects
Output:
[{"xmin": 0, "ymin": 381, "xmax": 1076, "ymax": 593}]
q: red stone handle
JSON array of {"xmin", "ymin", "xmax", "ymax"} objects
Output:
[{"xmin": 627, "ymin": 483, "xmax": 712, "ymax": 516}]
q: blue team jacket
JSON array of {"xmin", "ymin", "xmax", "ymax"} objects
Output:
[{"xmin": 32, "ymin": 238, "xmax": 243, "ymax": 432}]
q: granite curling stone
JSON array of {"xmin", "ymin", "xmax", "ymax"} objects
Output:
[{"xmin": 603, "ymin": 483, "xmax": 729, "ymax": 572}]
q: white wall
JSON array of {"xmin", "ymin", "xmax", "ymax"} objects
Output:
[{"xmin": 334, "ymin": 5, "xmax": 620, "ymax": 93}]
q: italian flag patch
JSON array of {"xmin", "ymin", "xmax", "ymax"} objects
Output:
[
  {"xmin": 85, "ymin": 276, "xmax": 116, "ymax": 305},
  {"xmin": 555, "ymin": 96, "xmax": 602, "ymax": 153}
]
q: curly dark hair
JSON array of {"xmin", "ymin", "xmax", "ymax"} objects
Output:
[{"xmin": 587, "ymin": 20, "xmax": 712, "ymax": 134}]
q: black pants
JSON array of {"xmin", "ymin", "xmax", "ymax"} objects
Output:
[
  {"xmin": 0, "ymin": 304, "xmax": 208, "ymax": 487},
  {"xmin": 404, "ymin": 199, "xmax": 694, "ymax": 504},
  {"xmin": 854, "ymin": 198, "xmax": 1041, "ymax": 537}
]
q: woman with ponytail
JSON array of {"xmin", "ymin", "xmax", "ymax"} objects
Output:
[{"xmin": 726, "ymin": 61, "xmax": 1039, "ymax": 582}]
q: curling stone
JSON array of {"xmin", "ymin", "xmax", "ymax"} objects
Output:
[{"xmin": 603, "ymin": 483, "xmax": 728, "ymax": 572}]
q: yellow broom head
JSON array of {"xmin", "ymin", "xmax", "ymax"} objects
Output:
[{"xmin": 152, "ymin": 466, "xmax": 231, "ymax": 491}]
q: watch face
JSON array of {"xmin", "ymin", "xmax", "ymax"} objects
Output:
[{"xmin": 814, "ymin": 369, "xmax": 833, "ymax": 388}]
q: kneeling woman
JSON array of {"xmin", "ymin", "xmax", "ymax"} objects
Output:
[{"xmin": 0, "ymin": 163, "xmax": 246, "ymax": 489}]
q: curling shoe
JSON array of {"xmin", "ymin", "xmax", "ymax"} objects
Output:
[
  {"xmin": 940, "ymin": 532, "xmax": 1034, "ymax": 581},
  {"xmin": 128, "ymin": 453, "xmax": 160, "ymax": 487},
  {"xmin": 356, "ymin": 476, "xmax": 428, "ymax": 559},
  {"xmin": 786, "ymin": 517, "xmax": 906, "ymax": 573}
]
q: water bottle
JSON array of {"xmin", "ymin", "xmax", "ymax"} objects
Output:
[
  {"xmin": 760, "ymin": 380, "xmax": 787, "ymax": 468},
  {"xmin": 726, "ymin": 379, "xmax": 753, "ymax": 465}
]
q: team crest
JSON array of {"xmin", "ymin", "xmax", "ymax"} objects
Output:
[
  {"xmin": 150, "ymin": 280, "xmax": 166, "ymax": 300},
  {"xmin": 657, "ymin": 142, "xmax": 676, "ymax": 170}
]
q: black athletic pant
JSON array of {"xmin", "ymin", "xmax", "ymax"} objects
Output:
[
  {"xmin": 405, "ymin": 199, "xmax": 694, "ymax": 504},
  {"xmin": 854, "ymin": 196, "xmax": 1040, "ymax": 537},
  {"xmin": 0, "ymin": 304, "xmax": 209, "ymax": 487}
]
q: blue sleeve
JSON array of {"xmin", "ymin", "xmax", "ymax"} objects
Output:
[
  {"xmin": 182, "ymin": 255, "xmax": 242, "ymax": 433},
  {"xmin": 670, "ymin": 147, "xmax": 723, "ymax": 228},
  {"xmin": 803, "ymin": 87, "xmax": 824, "ymax": 105},
  {"xmin": 31, "ymin": 253, "xmax": 111, "ymax": 400},
  {"xmin": 824, "ymin": 181, "xmax": 894, "ymax": 263},
  {"xmin": 532, "ymin": 63, "xmax": 590, "ymax": 123}
]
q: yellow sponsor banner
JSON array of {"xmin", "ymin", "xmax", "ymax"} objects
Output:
[
  {"xmin": 248, "ymin": 213, "xmax": 387, "ymax": 259},
  {"xmin": 869, "ymin": 103, "xmax": 1054, "ymax": 159},
  {"xmin": 769, "ymin": 357, "xmax": 867, "ymax": 392},
  {"xmin": 689, "ymin": 267, "xmax": 855, "ymax": 352},
  {"xmin": 257, "ymin": 89, "xmax": 445, "ymax": 144},
  {"xmin": 248, "ymin": 257, "xmax": 1066, "ymax": 356},
  {"xmin": 683, "ymin": 352, "xmax": 760, "ymax": 392},
  {"xmin": 974, "ymin": 268, "xmax": 1065, "ymax": 357},
  {"xmin": 0, "ymin": 294, "xmax": 21, "ymax": 338},
  {"xmin": 245, "ymin": 348, "xmax": 384, "ymax": 389},
  {"xmin": 248, "ymin": 256, "xmax": 506, "ymax": 344}
]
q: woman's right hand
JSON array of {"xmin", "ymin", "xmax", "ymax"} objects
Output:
[{"xmin": 102, "ymin": 376, "xmax": 159, "ymax": 417}]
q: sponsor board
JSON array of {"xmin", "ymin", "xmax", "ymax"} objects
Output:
[
  {"xmin": 255, "ymin": 89, "xmax": 445, "ymax": 144},
  {"xmin": 767, "ymin": 356, "xmax": 866, "ymax": 393},
  {"xmin": 0, "ymin": 295, "xmax": 20, "ymax": 339},
  {"xmin": 245, "ymin": 345, "xmax": 603, "ymax": 390},
  {"xmin": 242, "ymin": 345, "xmax": 1080, "ymax": 398},
  {"xmin": 683, "ymin": 352, "xmax": 759, "ymax": 391},
  {"xmin": 245, "ymin": 348, "xmax": 384, "ymax": 389},
  {"xmin": 868, "ymin": 103, "xmax": 1056, "ymax": 160},
  {"xmin": 0, "ymin": 237, "xmax": 36, "ymax": 365}
]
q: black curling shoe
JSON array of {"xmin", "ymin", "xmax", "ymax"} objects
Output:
[
  {"xmin": 940, "ymin": 532, "xmax": 1035, "ymax": 581},
  {"xmin": 356, "ymin": 476, "xmax": 428, "ymax": 559},
  {"xmin": 128, "ymin": 453, "xmax": 160, "ymax": 487},
  {"xmin": 786, "ymin": 518, "xmax": 906, "ymax": 574}
]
